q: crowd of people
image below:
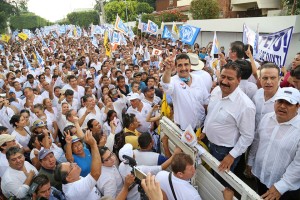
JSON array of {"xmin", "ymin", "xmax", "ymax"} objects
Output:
[{"xmin": 0, "ymin": 27, "xmax": 299, "ymax": 200}]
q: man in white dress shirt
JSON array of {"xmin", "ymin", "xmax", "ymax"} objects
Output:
[
  {"xmin": 203, "ymin": 62, "xmax": 256, "ymax": 176},
  {"xmin": 160, "ymin": 53, "xmax": 210, "ymax": 130},
  {"xmin": 1, "ymin": 146, "xmax": 38, "ymax": 198},
  {"xmin": 248, "ymin": 87, "xmax": 300, "ymax": 200}
]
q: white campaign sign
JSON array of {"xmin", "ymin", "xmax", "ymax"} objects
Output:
[{"xmin": 257, "ymin": 26, "xmax": 293, "ymax": 67}]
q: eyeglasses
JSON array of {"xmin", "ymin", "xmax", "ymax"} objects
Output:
[
  {"xmin": 103, "ymin": 152, "xmax": 115, "ymax": 162},
  {"xmin": 67, "ymin": 162, "xmax": 76, "ymax": 176}
]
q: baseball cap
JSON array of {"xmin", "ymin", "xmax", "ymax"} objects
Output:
[
  {"xmin": 0, "ymin": 134, "xmax": 15, "ymax": 146},
  {"xmin": 274, "ymin": 87, "xmax": 300, "ymax": 105},
  {"xmin": 38, "ymin": 149, "xmax": 53, "ymax": 160},
  {"xmin": 72, "ymin": 135, "xmax": 81, "ymax": 143},
  {"xmin": 119, "ymin": 143, "xmax": 133, "ymax": 162},
  {"xmin": 133, "ymin": 72, "xmax": 142, "ymax": 78},
  {"xmin": 128, "ymin": 93, "xmax": 141, "ymax": 101},
  {"xmin": 31, "ymin": 120, "xmax": 46, "ymax": 132},
  {"xmin": 187, "ymin": 53, "xmax": 204, "ymax": 71}
]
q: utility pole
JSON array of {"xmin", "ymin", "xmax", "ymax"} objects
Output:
[{"xmin": 100, "ymin": 0, "xmax": 106, "ymax": 24}]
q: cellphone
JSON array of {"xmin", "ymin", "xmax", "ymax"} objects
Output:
[
  {"xmin": 133, "ymin": 167, "xmax": 147, "ymax": 180},
  {"xmin": 214, "ymin": 54, "xmax": 218, "ymax": 58}
]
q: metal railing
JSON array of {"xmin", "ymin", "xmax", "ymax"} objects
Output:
[{"xmin": 160, "ymin": 116, "xmax": 262, "ymax": 200}]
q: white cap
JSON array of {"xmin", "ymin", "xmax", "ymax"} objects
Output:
[
  {"xmin": 274, "ymin": 87, "xmax": 300, "ymax": 104},
  {"xmin": 128, "ymin": 93, "xmax": 141, "ymax": 101}
]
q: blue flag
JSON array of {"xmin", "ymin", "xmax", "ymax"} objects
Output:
[
  {"xmin": 21, "ymin": 50, "xmax": 33, "ymax": 70},
  {"xmin": 34, "ymin": 47, "xmax": 45, "ymax": 67},
  {"xmin": 142, "ymin": 23, "xmax": 148, "ymax": 33},
  {"xmin": 147, "ymin": 20, "xmax": 158, "ymax": 35},
  {"xmin": 114, "ymin": 15, "xmax": 128, "ymax": 35},
  {"xmin": 162, "ymin": 26, "xmax": 172, "ymax": 39},
  {"xmin": 179, "ymin": 25, "xmax": 201, "ymax": 46},
  {"xmin": 92, "ymin": 35, "xmax": 98, "ymax": 48}
]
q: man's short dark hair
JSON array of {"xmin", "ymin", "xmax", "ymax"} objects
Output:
[
  {"xmin": 6, "ymin": 146, "xmax": 23, "ymax": 160},
  {"xmin": 138, "ymin": 133, "xmax": 152, "ymax": 149},
  {"xmin": 31, "ymin": 174, "xmax": 50, "ymax": 194},
  {"xmin": 171, "ymin": 153, "xmax": 194, "ymax": 174},
  {"xmin": 221, "ymin": 62, "xmax": 242, "ymax": 79},
  {"xmin": 260, "ymin": 62, "xmax": 280, "ymax": 77},
  {"xmin": 86, "ymin": 77, "xmax": 93, "ymax": 84},
  {"xmin": 27, "ymin": 74, "xmax": 34, "ymax": 80},
  {"xmin": 65, "ymin": 89, "xmax": 74, "ymax": 96},
  {"xmin": 230, "ymin": 41, "xmax": 244, "ymax": 59},
  {"xmin": 123, "ymin": 113, "xmax": 136, "ymax": 128},
  {"xmin": 234, "ymin": 60, "xmax": 252, "ymax": 79},
  {"xmin": 117, "ymin": 75, "xmax": 125, "ymax": 82},
  {"xmin": 67, "ymin": 75, "xmax": 76, "ymax": 82},
  {"xmin": 175, "ymin": 54, "xmax": 190, "ymax": 66},
  {"xmin": 54, "ymin": 163, "xmax": 68, "ymax": 184}
]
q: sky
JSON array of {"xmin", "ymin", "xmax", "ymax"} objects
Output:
[{"xmin": 27, "ymin": 0, "xmax": 96, "ymax": 22}]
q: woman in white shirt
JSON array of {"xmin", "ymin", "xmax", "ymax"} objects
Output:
[
  {"xmin": 9, "ymin": 114, "xmax": 32, "ymax": 157},
  {"xmin": 103, "ymin": 110, "xmax": 123, "ymax": 136}
]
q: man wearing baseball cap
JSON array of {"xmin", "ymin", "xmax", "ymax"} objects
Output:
[
  {"xmin": 38, "ymin": 149, "xmax": 62, "ymax": 191},
  {"xmin": 0, "ymin": 134, "xmax": 17, "ymax": 177},
  {"xmin": 248, "ymin": 87, "xmax": 300, "ymax": 200}
]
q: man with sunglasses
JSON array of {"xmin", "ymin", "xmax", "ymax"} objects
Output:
[
  {"xmin": 248, "ymin": 87, "xmax": 300, "ymax": 200},
  {"xmin": 54, "ymin": 131, "xmax": 102, "ymax": 200}
]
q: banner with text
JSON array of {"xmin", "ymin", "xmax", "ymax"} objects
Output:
[{"xmin": 257, "ymin": 26, "xmax": 293, "ymax": 67}]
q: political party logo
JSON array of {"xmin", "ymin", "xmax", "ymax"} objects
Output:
[
  {"xmin": 180, "ymin": 82, "xmax": 186, "ymax": 89},
  {"xmin": 181, "ymin": 26, "xmax": 193, "ymax": 42}
]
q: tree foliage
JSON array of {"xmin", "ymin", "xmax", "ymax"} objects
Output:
[
  {"xmin": 0, "ymin": 0, "xmax": 15, "ymax": 33},
  {"xmin": 138, "ymin": 0, "xmax": 156, "ymax": 10},
  {"xmin": 141, "ymin": 10, "xmax": 188, "ymax": 26},
  {"xmin": 67, "ymin": 10, "xmax": 99, "ymax": 28},
  {"xmin": 282, "ymin": 0, "xmax": 300, "ymax": 15},
  {"xmin": 190, "ymin": 0, "xmax": 220, "ymax": 19},
  {"xmin": 10, "ymin": 12, "xmax": 51, "ymax": 30},
  {"xmin": 104, "ymin": 0, "xmax": 153, "ymax": 23}
]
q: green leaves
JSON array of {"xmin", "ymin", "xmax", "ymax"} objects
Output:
[
  {"xmin": 66, "ymin": 11, "xmax": 99, "ymax": 28},
  {"xmin": 10, "ymin": 13, "xmax": 51, "ymax": 30},
  {"xmin": 190, "ymin": 0, "xmax": 220, "ymax": 20}
]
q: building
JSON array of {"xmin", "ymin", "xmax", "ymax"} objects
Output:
[{"xmin": 156, "ymin": 0, "xmax": 282, "ymax": 19}]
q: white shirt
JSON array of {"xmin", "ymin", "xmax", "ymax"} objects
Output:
[
  {"xmin": 62, "ymin": 98, "xmax": 80, "ymax": 111},
  {"xmin": 161, "ymin": 74, "xmax": 210, "ymax": 130},
  {"xmin": 96, "ymin": 165, "xmax": 123, "ymax": 198},
  {"xmin": 204, "ymin": 87, "xmax": 256, "ymax": 158},
  {"xmin": 63, "ymin": 174, "xmax": 101, "ymax": 200},
  {"xmin": 248, "ymin": 113, "xmax": 300, "ymax": 195},
  {"xmin": 127, "ymin": 102, "xmax": 152, "ymax": 133},
  {"xmin": 239, "ymin": 80, "xmax": 258, "ymax": 100},
  {"xmin": 78, "ymin": 106, "xmax": 103, "ymax": 129},
  {"xmin": 21, "ymin": 95, "xmax": 44, "ymax": 108},
  {"xmin": 252, "ymin": 87, "xmax": 281, "ymax": 128},
  {"xmin": 0, "ymin": 152, "xmax": 9, "ymax": 177},
  {"xmin": 11, "ymin": 127, "xmax": 31, "ymax": 149},
  {"xmin": 118, "ymin": 163, "xmax": 161, "ymax": 200},
  {"xmin": 1, "ymin": 161, "xmax": 38, "ymax": 198},
  {"xmin": 62, "ymin": 84, "xmax": 85, "ymax": 102},
  {"xmin": 155, "ymin": 171, "xmax": 202, "ymax": 200},
  {"xmin": 191, "ymin": 70, "xmax": 213, "ymax": 93},
  {"xmin": 133, "ymin": 150, "xmax": 160, "ymax": 166}
]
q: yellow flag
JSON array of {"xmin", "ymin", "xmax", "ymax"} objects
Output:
[
  {"xmin": 18, "ymin": 32, "xmax": 28, "ymax": 41},
  {"xmin": 160, "ymin": 93, "xmax": 171, "ymax": 118},
  {"xmin": 1, "ymin": 34, "xmax": 11, "ymax": 43},
  {"xmin": 104, "ymin": 31, "xmax": 111, "ymax": 57}
]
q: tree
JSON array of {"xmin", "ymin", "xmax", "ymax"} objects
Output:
[
  {"xmin": 104, "ymin": 0, "xmax": 137, "ymax": 23},
  {"xmin": 283, "ymin": 0, "xmax": 300, "ymax": 15},
  {"xmin": 67, "ymin": 11, "xmax": 99, "ymax": 28},
  {"xmin": 136, "ymin": 2, "xmax": 154, "ymax": 14},
  {"xmin": 0, "ymin": 0, "xmax": 15, "ymax": 33},
  {"xmin": 10, "ymin": 12, "xmax": 51, "ymax": 30},
  {"xmin": 190, "ymin": 0, "xmax": 220, "ymax": 20},
  {"xmin": 138, "ymin": 0, "xmax": 156, "ymax": 10}
]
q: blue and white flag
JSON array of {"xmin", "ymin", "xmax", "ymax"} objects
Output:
[
  {"xmin": 92, "ymin": 35, "xmax": 98, "ymax": 48},
  {"xmin": 120, "ymin": 33, "xmax": 127, "ymax": 45},
  {"xmin": 22, "ymin": 29, "xmax": 31, "ymax": 38},
  {"xmin": 162, "ymin": 26, "xmax": 172, "ymax": 39},
  {"xmin": 147, "ymin": 20, "xmax": 158, "ymax": 35},
  {"xmin": 142, "ymin": 23, "xmax": 148, "ymax": 33},
  {"xmin": 112, "ymin": 31, "xmax": 120, "ymax": 44},
  {"xmin": 11, "ymin": 30, "xmax": 19, "ymax": 40},
  {"xmin": 257, "ymin": 26, "xmax": 293, "ymax": 67},
  {"xmin": 76, "ymin": 26, "xmax": 82, "ymax": 37},
  {"xmin": 21, "ymin": 49, "xmax": 33, "ymax": 70},
  {"xmin": 179, "ymin": 25, "xmax": 200, "ymax": 46},
  {"xmin": 128, "ymin": 27, "xmax": 135, "ymax": 41},
  {"xmin": 59, "ymin": 25, "xmax": 67, "ymax": 35},
  {"xmin": 210, "ymin": 31, "xmax": 219, "ymax": 57},
  {"xmin": 114, "ymin": 15, "xmax": 128, "ymax": 35},
  {"xmin": 51, "ymin": 31, "xmax": 58, "ymax": 39},
  {"xmin": 0, "ymin": 44, "xmax": 4, "ymax": 51},
  {"xmin": 243, "ymin": 24, "xmax": 259, "ymax": 58},
  {"xmin": 34, "ymin": 47, "xmax": 45, "ymax": 67}
]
